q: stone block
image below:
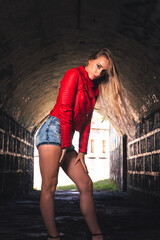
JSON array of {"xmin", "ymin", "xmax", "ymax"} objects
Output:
[
  {"xmin": 132, "ymin": 158, "xmax": 136, "ymax": 171},
  {"xmin": 29, "ymin": 158, "xmax": 33, "ymax": 174},
  {"xmin": 140, "ymin": 138, "xmax": 146, "ymax": 153},
  {"xmin": 26, "ymin": 131, "xmax": 30, "ymax": 142},
  {"xmin": 134, "ymin": 142, "xmax": 138, "ymax": 155},
  {"xmin": 27, "ymin": 145, "xmax": 33, "ymax": 157},
  {"xmin": 4, "ymin": 115, "xmax": 11, "ymax": 133},
  {"xmin": 21, "ymin": 158, "xmax": 25, "ymax": 172},
  {"xmin": 25, "ymin": 159, "xmax": 29, "ymax": 171},
  {"xmin": 129, "ymin": 144, "xmax": 134, "ymax": 156},
  {"xmin": 145, "ymin": 120, "xmax": 149, "ymax": 134},
  {"xmin": 24, "ymin": 129, "xmax": 27, "ymax": 141},
  {"xmin": 31, "ymin": 146, "xmax": 34, "ymax": 157},
  {"xmin": 155, "ymin": 132, "xmax": 160, "ymax": 150},
  {"xmin": 18, "ymin": 157, "xmax": 22, "ymax": 171},
  {"xmin": 149, "ymin": 118, "xmax": 154, "ymax": 132},
  {"xmin": 0, "ymin": 131, "xmax": 3, "ymax": 151},
  {"xmin": 152, "ymin": 154, "xmax": 159, "ymax": 172},
  {"xmin": 23, "ymin": 128, "xmax": 26, "ymax": 140},
  {"xmin": 154, "ymin": 112, "xmax": 160, "ymax": 129},
  {"xmin": 0, "ymin": 154, "xmax": 5, "ymax": 171},
  {"xmin": 147, "ymin": 135, "xmax": 154, "ymax": 152},
  {"xmin": 3, "ymin": 114, "xmax": 7, "ymax": 132},
  {"xmin": 145, "ymin": 155, "xmax": 151, "ymax": 172},
  {"xmin": 11, "ymin": 119, "xmax": 16, "ymax": 136},
  {"xmin": 20, "ymin": 142, "xmax": 24, "ymax": 155},
  {"xmin": 138, "ymin": 141, "xmax": 141, "ymax": 154},
  {"xmin": 128, "ymin": 159, "xmax": 131, "ymax": 171},
  {"xmin": 17, "ymin": 140, "xmax": 20, "ymax": 154},
  {"xmin": 24, "ymin": 144, "xmax": 27, "ymax": 155},
  {"xmin": 20, "ymin": 127, "xmax": 24, "ymax": 139},
  {"xmin": 4, "ymin": 133, "xmax": 8, "ymax": 152},
  {"xmin": 136, "ymin": 157, "xmax": 143, "ymax": 171},
  {"xmin": 135, "ymin": 123, "xmax": 141, "ymax": 138},
  {"xmin": 30, "ymin": 136, "xmax": 34, "ymax": 145},
  {"xmin": 8, "ymin": 135, "xmax": 13, "ymax": 152},
  {"xmin": 13, "ymin": 138, "xmax": 17, "ymax": 153},
  {"xmin": 16, "ymin": 123, "xmax": 20, "ymax": 138},
  {"xmin": 0, "ymin": 109, "xmax": 4, "ymax": 130}
]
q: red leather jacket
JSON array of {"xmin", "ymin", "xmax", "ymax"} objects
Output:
[{"xmin": 50, "ymin": 65, "xmax": 99, "ymax": 153}]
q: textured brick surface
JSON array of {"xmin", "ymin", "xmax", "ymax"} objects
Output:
[
  {"xmin": 0, "ymin": 109, "xmax": 34, "ymax": 199},
  {"xmin": 155, "ymin": 132, "xmax": 160, "ymax": 150},
  {"xmin": 136, "ymin": 157, "xmax": 143, "ymax": 171},
  {"xmin": 147, "ymin": 135, "xmax": 154, "ymax": 152},
  {"xmin": 145, "ymin": 155, "xmax": 151, "ymax": 172},
  {"xmin": 128, "ymin": 110, "xmax": 160, "ymax": 202},
  {"xmin": 152, "ymin": 154, "xmax": 159, "ymax": 172}
]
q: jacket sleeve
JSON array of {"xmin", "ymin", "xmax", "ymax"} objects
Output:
[
  {"xmin": 79, "ymin": 110, "xmax": 93, "ymax": 154},
  {"xmin": 58, "ymin": 69, "xmax": 79, "ymax": 148},
  {"xmin": 78, "ymin": 85, "xmax": 99, "ymax": 154}
]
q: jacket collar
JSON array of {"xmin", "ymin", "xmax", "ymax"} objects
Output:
[{"xmin": 79, "ymin": 65, "xmax": 94, "ymax": 87}]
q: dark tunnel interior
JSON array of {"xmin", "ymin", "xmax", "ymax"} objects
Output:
[
  {"xmin": 0, "ymin": 0, "xmax": 160, "ymax": 131},
  {"xmin": 0, "ymin": 1, "xmax": 160, "ymax": 239},
  {"xmin": 0, "ymin": 1, "xmax": 160, "ymax": 240}
]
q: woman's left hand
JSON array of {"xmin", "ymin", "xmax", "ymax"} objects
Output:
[
  {"xmin": 74, "ymin": 152, "xmax": 88, "ymax": 173},
  {"xmin": 59, "ymin": 148, "xmax": 67, "ymax": 164}
]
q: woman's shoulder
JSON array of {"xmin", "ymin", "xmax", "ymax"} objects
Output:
[{"xmin": 65, "ymin": 66, "xmax": 81, "ymax": 77}]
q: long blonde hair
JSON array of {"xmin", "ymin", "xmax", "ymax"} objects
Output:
[{"xmin": 87, "ymin": 48, "xmax": 139, "ymax": 139}]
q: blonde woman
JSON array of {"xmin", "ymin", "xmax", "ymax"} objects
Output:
[{"xmin": 36, "ymin": 48, "xmax": 137, "ymax": 240}]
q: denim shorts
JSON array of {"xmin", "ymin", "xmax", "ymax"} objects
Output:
[{"xmin": 35, "ymin": 115, "xmax": 75, "ymax": 152}]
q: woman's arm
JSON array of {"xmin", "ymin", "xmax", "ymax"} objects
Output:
[
  {"xmin": 57, "ymin": 69, "xmax": 79, "ymax": 149},
  {"xmin": 79, "ymin": 111, "xmax": 93, "ymax": 154}
]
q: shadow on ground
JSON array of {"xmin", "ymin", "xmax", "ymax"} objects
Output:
[{"xmin": 0, "ymin": 190, "xmax": 160, "ymax": 240}]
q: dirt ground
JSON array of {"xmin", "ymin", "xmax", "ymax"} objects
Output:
[{"xmin": 0, "ymin": 190, "xmax": 160, "ymax": 240}]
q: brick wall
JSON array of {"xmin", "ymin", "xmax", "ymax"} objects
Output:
[
  {"xmin": 0, "ymin": 108, "xmax": 34, "ymax": 198},
  {"xmin": 128, "ymin": 111, "xmax": 160, "ymax": 203},
  {"xmin": 109, "ymin": 125, "xmax": 126, "ymax": 190}
]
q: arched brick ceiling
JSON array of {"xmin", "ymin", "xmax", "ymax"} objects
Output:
[{"xmin": 0, "ymin": 0, "xmax": 160, "ymax": 132}]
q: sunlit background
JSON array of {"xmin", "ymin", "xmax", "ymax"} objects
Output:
[{"xmin": 34, "ymin": 111, "xmax": 110, "ymax": 190}]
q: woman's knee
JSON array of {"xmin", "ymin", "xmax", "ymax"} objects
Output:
[
  {"xmin": 41, "ymin": 176, "xmax": 58, "ymax": 194},
  {"xmin": 78, "ymin": 177, "xmax": 93, "ymax": 194}
]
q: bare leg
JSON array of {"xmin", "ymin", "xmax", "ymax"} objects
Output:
[
  {"xmin": 38, "ymin": 145, "xmax": 61, "ymax": 240},
  {"xmin": 61, "ymin": 150, "xmax": 103, "ymax": 240}
]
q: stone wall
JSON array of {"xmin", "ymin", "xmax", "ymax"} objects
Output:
[
  {"xmin": 109, "ymin": 125, "xmax": 127, "ymax": 191},
  {"xmin": 128, "ymin": 111, "xmax": 160, "ymax": 203},
  {"xmin": 0, "ymin": 108, "xmax": 34, "ymax": 198}
]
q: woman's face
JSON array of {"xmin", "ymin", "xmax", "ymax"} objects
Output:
[{"xmin": 85, "ymin": 56, "xmax": 109, "ymax": 80}]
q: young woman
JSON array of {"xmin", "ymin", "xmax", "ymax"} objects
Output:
[{"xmin": 36, "ymin": 48, "xmax": 137, "ymax": 240}]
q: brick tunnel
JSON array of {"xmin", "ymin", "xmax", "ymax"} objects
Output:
[{"xmin": 0, "ymin": 0, "xmax": 160, "ymax": 239}]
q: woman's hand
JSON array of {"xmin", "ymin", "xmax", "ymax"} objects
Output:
[
  {"xmin": 74, "ymin": 152, "xmax": 88, "ymax": 173},
  {"xmin": 59, "ymin": 148, "xmax": 67, "ymax": 164}
]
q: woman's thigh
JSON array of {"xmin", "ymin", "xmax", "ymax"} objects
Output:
[
  {"xmin": 61, "ymin": 150, "xmax": 93, "ymax": 191},
  {"xmin": 38, "ymin": 145, "xmax": 61, "ymax": 189}
]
